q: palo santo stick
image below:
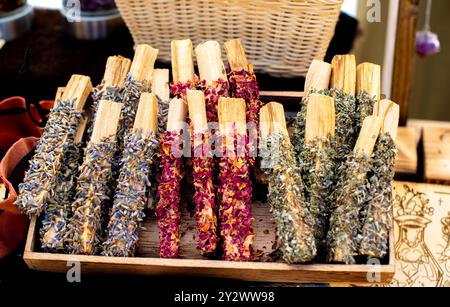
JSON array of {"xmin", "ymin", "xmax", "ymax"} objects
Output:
[
  {"xmin": 152, "ymin": 69, "xmax": 170, "ymax": 137},
  {"xmin": 156, "ymin": 98, "xmax": 187, "ymax": 258},
  {"xmin": 303, "ymin": 94, "xmax": 336, "ymax": 255},
  {"xmin": 356, "ymin": 63, "xmax": 381, "ymax": 134},
  {"xmin": 40, "ymin": 114, "xmax": 89, "ymax": 252},
  {"xmin": 218, "ymin": 97, "xmax": 254, "ymax": 261},
  {"xmin": 327, "ymin": 116, "xmax": 382, "ymax": 264},
  {"xmin": 186, "ymin": 90, "xmax": 219, "ymax": 255},
  {"xmin": 130, "ymin": 44, "xmax": 159, "ymax": 85},
  {"xmin": 359, "ymin": 103, "xmax": 399, "ymax": 259},
  {"xmin": 66, "ymin": 100, "xmax": 122, "ymax": 255},
  {"xmin": 196, "ymin": 41, "xmax": 229, "ymax": 123},
  {"xmin": 103, "ymin": 56, "xmax": 132, "ymax": 90},
  {"xmin": 172, "ymin": 39, "xmax": 195, "ymax": 85},
  {"xmin": 260, "ymin": 102, "xmax": 316, "ymax": 263},
  {"xmin": 16, "ymin": 75, "xmax": 92, "ymax": 215},
  {"xmin": 331, "ymin": 54, "xmax": 356, "ymax": 96},
  {"xmin": 103, "ymin": 94, "xmax": 159, "ymax": 257},
  {"xmin": 224, "ymin": 39, "xmax": 249, "ymax": 71},
  {"xmin": 304, "ymin": 59, "xmax": 333, "ymax": 95}
]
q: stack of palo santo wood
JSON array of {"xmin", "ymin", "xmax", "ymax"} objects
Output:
[{"xmin": 15, "ymin": 39, "xmax": 399, "ymax": 265}]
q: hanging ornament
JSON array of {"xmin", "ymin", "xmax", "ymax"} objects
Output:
[{"xmin": 416, "ymin": 0, "xmax": 441, "ymax": 58}]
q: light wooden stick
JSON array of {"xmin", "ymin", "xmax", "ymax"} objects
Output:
[
  {"xmin": 103, "ymin": 55, "xmax": 132, "ymax": 89},
  {"xmin": 61, "ymin": 75, "xmax": 93, "ymax": 111},
  {"xmin": 304, "ymin": 60, "xmax": 332, "ymax": 95},
  {"xmin": 167, "ymin": 98, "xmax": 187, "ymax": 132},
  {"xmin": 74, "ymin": 114, "xmax": 90, "ymax": 144},
  {"xmin": 172, "ymin": 39, "xmax": 195, "ymax": 83},
  {"xmin": 224, "ymin": 39, "xmax": 249, "ymax": 71},
  {"xmin": 218, "ymin": 98, "xmax": 247, "ymax": 137},
  {"xmin": 354, "ymin": 116, "xmax": 382, "ymax": 157},
  {"xmin": 259, "ymin": 102, "xmax": 289, "ymax": 141},
  {"xmin": 195, "ymin": 41, "xmax": 227, "ymax": 85},
  {"xmin": 187, "ymin": 90, "xmax": 208, "ymax": 134},
  {"xmin": 91, "ymin": 100, "xmax": 123, "ymax": 143},
  {"xmin": 133, "ymin": 93, "xmax": 158, "ymax": 135},
  {"xmin": 376, "ymin": 100, "xmax": 400, "ymax": 140},
  {"xmin": 356, "ymin": 62, "xmax": 381, "ymax": 102},
  {"xmin": 331, "ymin": 55, "xmax": 356, "ymax": 96},
  {"xmin": 129, "ymin": 44, "xmax": 159, "ymax": 84},
  {"xmin": 152, "ymin": 69, "xmax": 170, "ymax": 102},
  {"xmin": 305, "ymin": 94, "xmax": 336, "ymax": 143}
]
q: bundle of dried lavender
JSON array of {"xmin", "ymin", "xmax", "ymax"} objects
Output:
[
  {"xmin": 359, "ymin": 101, "xmax": 399, "ymax": 259},
  {"xmin": 156, "ymin": 98, "xmax": 187, "ymax": 258},
  {"xmin": 355, "ymin": 63, "xmax": 381, "ymax": 135},
  {"xmin": 218, "ymin": 98, "xmax": 254, "ymax": 261},
  {"xmin": 327, "ymin": 116, "xmax": 382, "ymax": 264},
  {"xmin": 187, "ymin": 90, "xmax": 218, "ymax": 256},
  {"xmin": 40, "ymin": 116, "xmax": 88, "ymax": 252},
  {"xmin": 260, "ymin": 102, "xmax": 316, "ymax": 263},
  {"xmin": 103, "ymin": 94, "xmax": 159, "ymax": 257},
  {"xmin": 65, "ymin": 101, "xmax": 122, "ymax": 255},
  {"xmin": 15, "ymin": 75, "xmax": 92, "ymax": 216}
]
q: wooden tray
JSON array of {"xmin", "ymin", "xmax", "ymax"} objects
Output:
[{"xmin": 23, "ymin": 91, "xmax": 395, "ymax": 284}]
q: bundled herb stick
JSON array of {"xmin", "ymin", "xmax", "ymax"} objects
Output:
[
  {"xmin": 152, "ymin": 69, "xmax": 170, "ymax": 137},
  {"xmin": 187, "ymin": 90, "xmax": 218, "ymax": 256},
  {"xmin": 195, "ymin": 41, "xmax": 229, "ymax": 123},
  {"xmin": 40, "ymin": 115, "xmax": 89, "ymax": 252},
  {"xmin": 293, "ymin": 60, "xmax": 332, "ymax": 162},
  {"xmin": 218, "ymin": 98, "xmax": 254, "ymax": 261},
  {"xmin": 16, "ymin": 75, "xmax": 92, "ymax": 215},
  {"xmin": 303, "ymin": 94, "xmax": 336, "ymax": 254},
  {"xmin": 330, "ymin": 54, "xmax": 357, "ymax": 166},
  {"xmin": 88, "ymin": 55, "xmax": 131, "ymax": 136},
  {"xmin": 359, "ymin": 100, "xmax": 399, "ymax": 259},
  {"xmin": 118, "ymin": 44, "xmax": 158, "ymax": 151},
  {"xmin": 65, "ymin": 100, "xmax": 122, "ymax": 255},
  {"xmin": 355, "ymin": 63, "xmax": 381, "ymax": 135},
  {"xmin": 327, "ymin": 116, "xmax": 382, "ymax": 264},
  {"xmin": 171, "ymin": 39, "xmax": 197, "ymax": 99},
  {"xmin": 156, "ymin": 98, "xmax": 187, "ymax": 258},
  {"xmin": 103, "ymin": 93, "xmax": 159, "ymax": 257},
  {"xmin": 260, "ymin": 102, "xmax": 316, "ymax": 263}
]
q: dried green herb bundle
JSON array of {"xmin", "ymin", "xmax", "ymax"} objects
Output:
[
  {"xmin": 355, "ymin": 91, "xmax": 375, "ymax": 135},
  {"xmin": 333, "ymin": 89, "xmax": 357, "ymax": 163},
  {"xmin": 65, "ymin": 136, "xmax": 116, "ymax": 255},
  {"xmin": 15, "ymin": 99, "xmax": 82, "ymax": 215},
  {"xmin": 103, "ymin": 131, "xmax": 158, "ymax": 257},
  {"xmin": 261, "ymin": 133, "xmax": 317, "ymax": 263},
  {"xmin": 327, "ymin": 152, "xmax": 371, "ymax": 264},
  {"xmin": 359, "ymin": 133, "xmax": 396, "ymax": 259},
  {"xmin": 39, "ymin": 141, "xmax": 83, "ymax": 252}
]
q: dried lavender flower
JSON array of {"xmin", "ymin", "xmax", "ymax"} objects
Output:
[
  {"xmin": 355, "ymin": 91, "xmax": 376, "ymax": 136},
  {"xmin": 15, "ymin": 99, "xmax": 82, "ymax": 215},
  {"xmin": 333, "ymin": 90, "xmax": 357, "ymax": 165}
]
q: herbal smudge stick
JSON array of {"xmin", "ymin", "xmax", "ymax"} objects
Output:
[
  {"xmin": 327, "ymin": 115, "xmax": 382, "ymax": 264},
  {"xmin": 119, "ymin": 44, "xmax": 158, "ymax": 151},
  {"xmin": 356, "ymin": 62, "xmax": 381, "ymax": 135},
  {"xmin": 303, "ymin": 94, "xmax": 336, "ymax": 255},
  {"xmin": 218, "ymin": 98, "xmax": 254, "ymax": 261},
  {"xmin": 40, "ymin": 114, "xmax": 89, "ymax": 252},
  {"xmin": 260, "ymin": 102, "xmax": 316, "ymax": 263},
  {"xmin": 171, "ymin": 39, "xmax": 197, "ymax": 99},
  {"xmin": 187, "ymin": 90, "xmax": 218, "ymax": 256},
  {"xmin": 152, "ymin": 69, "xmax": 170, "ymax": 137},
  {"xmin": 156, "ymin": 98, "xmax": 187, "ymax": 258},
  {"xmin": 359, "ymin": 100, "xmax": 399, "ymax": 259},
  {"xmin": 16, "ymin": 75, "xmax": 92, "ymax": 215},
  {"xmin": 195, "ymin": 41, "xmax": 229, "ymax": 123},
  {"xmin": 330, "ymin": 54, "xmax": 357, "ymax": 166},
  {"xmin": 103, "ymin": 93, "xmax": 159, "ymax": 257},
  {"xmin": 293, "ymin": 60, "xmax": 332, "ymax": 163},
  {"xmin": 65, "ymin": 100, "xmax": 122, "ymax": 255}
]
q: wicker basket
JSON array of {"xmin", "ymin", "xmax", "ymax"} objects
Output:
[{"xmin": 116, "ymin": 0, "xmax": 343, "ymax": 77}]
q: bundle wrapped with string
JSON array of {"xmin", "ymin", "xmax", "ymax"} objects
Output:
[
  {"xmin": 359, "ymin": 100, "xmax": 399, "ymax": 259},
  {"xmin": 103, "ymin": 93, "xmax": 159, "ymax": 257},
  {"xmin": 156, "ymin": 98, "xmax": 186, "ymax": 258},
  {"xmin": 65, "ymin": 101, "xmax": 122, "ymax": 255},
  {"xmin": 187, "ymin": 90, "xmax": 218, "ymax": 256},
  {"xmin": 218, "ymin": 98, "xmax": 254, "ymax": 261},
  {"xmin": 260, "ymin": 102, "xmax": 316, "ymax": 263},
  {"xmin": 327, "ymin": 116, "xmax": 382, "ymax": 264},
  {"xmin": 39, "ymin": 114, "xmax": 89, "ymax": 252},
  {"xmin": 15, "ymin": 75, "xmax": 92, "ymax": 216}
]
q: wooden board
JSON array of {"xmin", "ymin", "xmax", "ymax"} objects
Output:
[
  {"xmin": 423, "ymin": 127, "xmax": 450, "ymax": 183},
  {"xmin": 395, "ymin": 127, "xmax": 419, "ymax": 175}
]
